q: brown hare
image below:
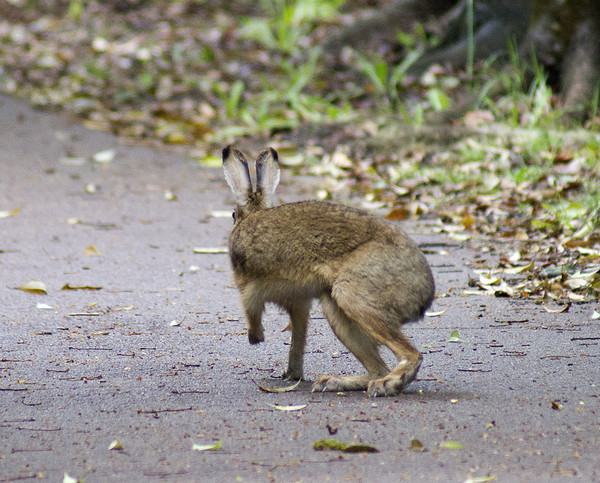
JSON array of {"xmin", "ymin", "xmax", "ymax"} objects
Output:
[{"xmin": 223, "ymin": 146, "xmax": 435, "ymax": 397}]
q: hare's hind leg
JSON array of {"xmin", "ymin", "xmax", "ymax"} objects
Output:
[
  {"xmin": 367, "ymin": 332, "xmax": 422, "ymax": 397},
  {"xmin": 328, "ymin": 275, "xmax": 423, "ymax": 397},
  {"xmin": 312, "ymin": 294, "xmax": 389, "ymax": 393},
  {"xmin": 281, "ymin": 300, "xmax": 310, "ymax": 381}
]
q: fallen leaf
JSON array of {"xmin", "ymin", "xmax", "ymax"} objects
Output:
[
  {"xmin": 108, "ymin": 440, "xmax": 123, "ymax": 450},
  {"xmin": 425, "ymin": 309, "xmax": 447, "ymax": 317},
  {"xmin": 440, "ymin": 440, "xmax": 465, "ymax": 450},
  {"xmin": 170, "ymin": 320, "xmax": 182, "ymax": 327},
  {"xmin": 164, "ymin": 189, "xmax": 178, "ymax": 201},
  {"xmin": 193, "ymin": 247, "xmax": 228, "ymax": 254},
  {"xmin": 461, "ymin": 212, "xmax": 475, "ymax": 230},
  {"xmin": 447, "ymin": 330, "xmax": 463, "ymax": 343},
  {"xmin": 84, "ymin": 245, "xmax": 101, "ymax": 256},
  {"xmin": 88, "ymin": 331, "xmax": 109, "ymax": 337},
  {"xmin": 192, "ymin": 440, "xmax": 222, "ymax": 451},
  {"xmin": 503, "ymin": 261, "xmax": 534, "ymax": 274},
  {"xmin": 479, "ymin": 274, "xmax": 500, "ymax": 285},
  {"xmin": 61, "ymin": 283, "xmax": 102, "ymax": 291},
  {"xmin": 385, "ymin": 206, "xmax": 410, "ymax": 220},
  {"xmin": 209, "ymin": 210, "xmax": 233, "ymax": 218},
  {"xmin": 17, "ymin": 280, "xmax": 47, "ymax": 294},
  {"xmin": 410, "ymin": 439, "xmax": 426, "ymax": 452},
  {"xmin": 268, "ymin": 403, "xmax": 307, "ymax": 411},
  {"xmin": 0, "ymin": 207, "xmax": 20, "ymax": 218},
  {"xmin": 85, "ymin": 183, "xmax": 98, "ymax": 193},
  {"xmin": 36, "ymin": 303, "xmax": 54, "ymax": 309},
  {"xmin": 447, "ymin": 232, "xmax": 472, "ymax": 242},
  {"xmin": 551, "ymin": 400, "xmax": 563, "ymax": 410},
  {"xmin": 197, "ymin": 154, "xmax": 222, "ymax": 167},
  {"xmin": 254, "ymin": 379, "xmax": 302, "ymax": 393},
  {"xmin": 543, "ymin": 304, "xmax": 570, "ymax": 314},
  {"xmin": 313, "ymin": 439, "xmax": 378, "ymax": 453},
  {"xmin": 592, "ymin": 310, "xmax": 600, "ymax": 320},
  {"xmin": 63, "ymin": 473, "xmax": 79, "ymax": 483},
  {"xmin": 92, "ymin": 149, "xmax": 115, "ymax": 163}
]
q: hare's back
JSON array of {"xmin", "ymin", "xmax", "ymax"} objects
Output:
[{"xmin": 231, "ymin": 200, "xmax": 413, "ymax": 262}]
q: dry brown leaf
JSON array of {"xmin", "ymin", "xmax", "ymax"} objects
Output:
[{"xmin": 385, "ymin": 206, "xmax": 410, "ymax": 220}]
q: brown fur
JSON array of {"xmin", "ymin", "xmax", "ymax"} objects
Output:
[{"xmin": 223, "ymin": 146, "xmax": 435, "ymax": 397}]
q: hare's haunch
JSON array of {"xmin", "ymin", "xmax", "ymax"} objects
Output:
[{"xmin": 223, "ymin": 146, "xmax": 435, "ymax": 397}]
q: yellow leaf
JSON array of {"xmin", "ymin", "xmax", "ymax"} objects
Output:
[
  {"xmin": 440, "ymin": 440, "xmax": 465, "ymax": 449},
  {"xmin": 192, "ymin": 440, "xmax": 222, "ymax": 451},
  {"xmin": 268, "ymin": 403, "xmax": 307, "ymax": 411},
  {"xmin": 0, "ymin": 207, "xmax": 20, "ymax": 218},
  {"xmin": 84, "ymin": 245, "xmax": 101, "ymax": 256},
  {"xmin": 193, "ymin": 247, "xmax": 228, "ymax": 254},
  {"xmin": 108, "ymin": 440, "xmax": 123, "ymax": 450},
  {"xmin": 17, "ymin": 280, "xmax": 47, "ymax": 294},
  {"xmin": 461, "ymin": 212, "xmax": 475, "ymax": 230},
  {"xmin": 425, "ymin": 309, "xmax": 446, "ymax": 317},
  {"xmin": 503, "ymin": 261, "xmax": 533, "ymax": 274},
  {"xmin": 253, "ymin": 379, "xmax": 302, "ymax": 393},
  {"xmin": 164, "ymin": 189, "xmax": 178, "ymax": 201}
]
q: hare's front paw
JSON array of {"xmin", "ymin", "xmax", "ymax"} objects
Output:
[
  {"xmin": 282, "ymin": 367, "xmax": 303, "ymax": 381},
  {"xmin": 312, "ymin": 375, "xmax": 370, "ymax": 393},
  {"xmin": 248, "ymin": 325, "xmax": 264, "ymax": 344},
  {"xmin": 312, "ymin": 375, "xmax": 345, "ymax": 392}
]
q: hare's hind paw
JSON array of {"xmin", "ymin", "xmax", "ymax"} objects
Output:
[
  {"xmin": 367, "ymin": 376, "xmax": 406, "ymax": 397},
  {"xmin": 312, "ymin": 375, "xmax": 371, "ymax": 393},
  {"xmin": 367, "ymin": 368, "xmax": 418, "ymax": 397}
]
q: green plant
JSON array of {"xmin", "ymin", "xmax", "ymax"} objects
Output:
[
  {"xmin": 353, "ymin": 49, "xmax": 422, "ymax": 111},
  {"xmin": 240, "ymin": 0, "xmax": 345, "ymax": 54}
]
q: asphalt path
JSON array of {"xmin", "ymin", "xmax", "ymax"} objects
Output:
[{"xmin": 1, "ymin": 95, "xmax": 598, "ymax": 482}]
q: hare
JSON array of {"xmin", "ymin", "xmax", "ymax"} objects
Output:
[{"xmin": 223, "ymin": 146, "xmax": 435, "ymax": 397}]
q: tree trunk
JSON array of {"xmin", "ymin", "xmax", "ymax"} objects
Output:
[{"xmin": 325, "ymin": 0, "xmax": 600, "ymax": 119}]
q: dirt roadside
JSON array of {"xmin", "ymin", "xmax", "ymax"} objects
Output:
[{"xmin": 1, "ymin": 94, "xmax": 598, "ymax": 482}]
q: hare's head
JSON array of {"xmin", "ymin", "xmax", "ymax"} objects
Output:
[{"xmin": 222, "ymin": 146, "xmax": 280, "ymax": 224}]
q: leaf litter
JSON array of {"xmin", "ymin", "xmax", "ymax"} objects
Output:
[{"xmin": 1, "ymin": 1, "xmax": 598, "ymax": 304}]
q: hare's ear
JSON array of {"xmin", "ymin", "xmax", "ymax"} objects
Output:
[
  {"xmin": 223, "ymin": 145, "xmax": 252, "ymax": 205},
  {"xmin": 255, "ymin": 148, "xmax": 280, "ymax": 207}
]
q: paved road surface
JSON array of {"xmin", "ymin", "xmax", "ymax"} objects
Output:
[{"xmin": 1, "ymin": 95, "xmax": 598, "ymax": 482}]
